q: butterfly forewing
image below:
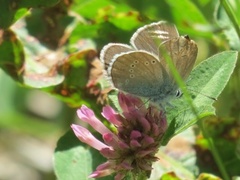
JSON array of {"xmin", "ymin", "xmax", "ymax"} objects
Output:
[
  {"xmin": 130, "ymin": 21, "xmax": 179, "ymax": 57},
  {"xmin": 109, "ymin": 51, "xmax": 169, "ymax": 98}
]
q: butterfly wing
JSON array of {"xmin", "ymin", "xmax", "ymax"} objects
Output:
[
  {"xmin": 130, "ymin": 21, "xmax": 179, "ymax": 57},
  {"xmin": 108, "ymin": 51, "xmax": 171, "ymax": 98},
  {"xmin": 100, "ymin": 21, "xmax": 197, "ymax": 105},
  {"xmin": 100, "ymin": 43, "xmax": 133, "ymax": 71},
  {"xmin": 159, "ymin": 36, "xmax": 198, "ymax": 80}
]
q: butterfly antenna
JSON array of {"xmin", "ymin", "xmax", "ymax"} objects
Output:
[{"xmin": 187, "ymin": 88, "xmax": 217, "ymax": 101}]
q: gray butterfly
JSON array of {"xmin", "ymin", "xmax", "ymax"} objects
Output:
[{"xmin": 100, "ymin": 21, "xmax": 198, "ymax": 107}]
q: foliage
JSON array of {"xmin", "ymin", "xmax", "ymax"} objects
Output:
[{"xmin": 0, "ymin": 0, "xmax": 240, "ymax": 180}]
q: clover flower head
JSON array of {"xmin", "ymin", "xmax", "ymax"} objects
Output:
[{"xmin": 71, "ymin": 92, "xmax": 167, "ymax": 179}]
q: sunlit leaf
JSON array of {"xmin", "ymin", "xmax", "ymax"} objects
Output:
[
  {"xmin": 197, "ymin": 173, "xmax": 222, "ymax": 180},
  {"xmin": 54, "ymin": 130, "xmax": 112, "ymax": 180},
  {"xmin": 163, "ymin": 51, "xmax": 238, "ymax": 144},
  {"xmin": 166, "ymin": 0, "xmax": 207, "ymax": 24}
]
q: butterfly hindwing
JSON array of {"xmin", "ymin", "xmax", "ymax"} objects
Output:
[
  {"xmin": 108, "ymin": 51, "xmax": 171, "ymax": 98},
  {"xmin": 100, "ymin": 43, "xmax": 133, "ymax": 71},
  {"xmin": 159, "ymin": 36, "xmax": 198, "ymax": 80}
]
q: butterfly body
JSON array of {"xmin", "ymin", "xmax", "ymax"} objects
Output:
[{"xmin": 100, "ymin": 21, "xmax": 198, "ymax": 108}]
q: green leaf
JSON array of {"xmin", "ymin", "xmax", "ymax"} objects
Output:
[
  {"xmin": 13, "ymin": 8, "xmax": 29, "ymax": 24},
  {"xmin": 160, "ymin": 172, "xmax": 182, "ymax": 180},
  {"xmin": 108, "ymin": 10, "xmax": 141, "ymax": 31},
  {"xmin": 197, "ymin": 173, "xmax": 223, "ymax": 180},
  {"xmin": 166, "ymin": 0, "xmax": 207, "ymax": 24},
  {"xmin": 119, "ymin": 0, "xmax": 171, "ymax": 22},
  {"xmin": 72, "ymin": 0, "xmax": 111, "ymax": 19},
  {"xmin": 54, "ymin": 130, "xmax": 113, "ymax": 180},
  {"xmin": 0, "ymin": 0, "xmax": 25, "ymax": 29},
  {"xmin": 54, "ymin": 130, "xmax": 94, "ymax": 180},
  {"xmin": 164, "ymin": 0, "xmax": 214, "ymax": 39},
  {"xmin": 0, "ymin": 0, "xmax": 59, "ymax": 29},
  {"xmin": 70, "ymin": 0, "xmax": 142, "ymax": 47},
  {"xmin": 72, "ymin": 0, "xmax": 133, "ymax": 22},
  {"xmin": 162, "ymin": 51, "xmax": 238, "ymax": 144}
]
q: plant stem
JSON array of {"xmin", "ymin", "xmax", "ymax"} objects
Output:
[
  {"xmin": 220, "ymin": 0, "xmax": 240, "ymax": 40},
  {"xmin": 160, "ymin": 48, "xmax": 199, "ymax": 120},
  {"xmin": 199, "ymin": 119, "xmax": 230, "ymax": 180}
]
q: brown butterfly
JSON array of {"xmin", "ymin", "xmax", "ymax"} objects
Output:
[{"xmin": 100, "ymin": 21, "xmax": 198, "ymax": 107}]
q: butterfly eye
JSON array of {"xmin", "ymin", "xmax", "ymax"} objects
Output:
[{"xmin": 176, "ymin": 90, "xmax": 182, "ymax": 98}]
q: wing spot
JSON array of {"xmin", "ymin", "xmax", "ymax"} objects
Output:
[
  {"xmin": 151, "ymin": 60, "xmax": 156, "ymax": 64},
  {"xmin": 129, "ymin": 69, "xmax": 134, "ymax": 73},
  {"xmin": 130, "ymin": 74, "xmax": 135, "ymax": 78},
  {"xmin": 134, "ymin": 60, "xmax": 139, "ymax": 64},
  {"xmin": 145, "ymin": 61, "xmax": 149, "ymax": 65},
  {"xmin": 131, "ymin": 64, "xmax": 135, "ymax": 68}
]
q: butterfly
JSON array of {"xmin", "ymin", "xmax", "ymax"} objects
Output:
[{"xmin": 100, "ymin": 21, "xmax": 198, "ymax": 107}]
